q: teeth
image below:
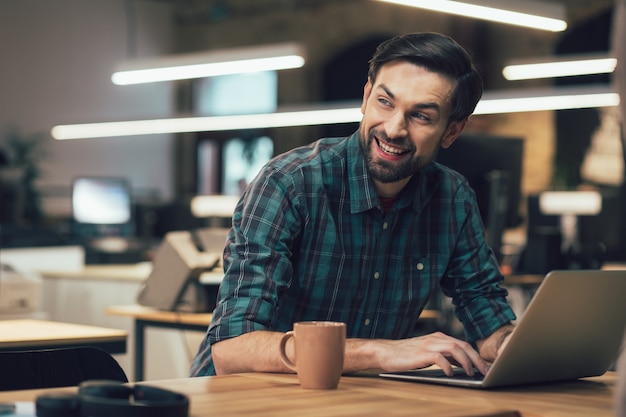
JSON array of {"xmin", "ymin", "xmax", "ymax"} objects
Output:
[{"xmin": 378, "ymin": 139, "xmax": 407, "ymax": 155}]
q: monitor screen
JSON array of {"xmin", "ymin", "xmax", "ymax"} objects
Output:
[
  {"xmin": 72, "ymin": 177, "xmax": 131, "ymax": 224},
  {"xmin": 222, "ymin": 135, "xmax": 274, "ymax": 196},
  {"xmin": 196, "ymin": 134, "xmax": 274, "ymax": 197},
  {"xmin": 71, "ymin": 176, "xmax": 135, "ymax": 242},
  {"xmin": 437, "ymin": 134, "xmax": 524, "ymax": 228},
  {"xmin": 436, "ymin": 133, "xmax": 524, "ymax": 256}
]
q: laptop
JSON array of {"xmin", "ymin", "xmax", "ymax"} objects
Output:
[{"xmin": 380, "ymin": 269, "xmax": 626, "ymax": 388}]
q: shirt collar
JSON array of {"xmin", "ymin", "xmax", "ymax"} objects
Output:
[
  {"xmin": 347, "ymin": 131, "xmax": 440, "ymax": 214},
  {"xmin": 347, "ymin": 132, "xmax": 377, "ymax": 214}
]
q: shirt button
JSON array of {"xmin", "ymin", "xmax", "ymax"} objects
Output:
[
  {"xmin": 364, "ymin": 319, "xmax": 371, "ymax": 326},
  {"xmin": 416, "ymin": 262, "xmax": 424, "ymax": 270},
  {"xmin": 373, "ymin": 272, "xmax": 380, "ymax": 280},
  {"xmin": 382, "ymin": 222, "xmax": 388, "ymax": 229}
]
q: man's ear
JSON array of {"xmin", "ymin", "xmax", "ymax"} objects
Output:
[
  {"xmin": 441, "ymin": 119, "xmax": 467, "ymax": 149},
  {"xmin": 361, "ymin": 79, "xmax": 373, "ymax": 114}
]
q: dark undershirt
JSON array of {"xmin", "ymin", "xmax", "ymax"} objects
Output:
[{"xmin": 379, "ymin": 195, "xmax": 400, "ymax": 214}]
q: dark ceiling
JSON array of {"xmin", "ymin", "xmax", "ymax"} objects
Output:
[{"xmin": 153, "ymin": 0, "xmax": 613, "ymax": 26}]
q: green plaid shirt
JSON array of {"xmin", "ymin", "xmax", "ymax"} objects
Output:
[{"xmin": 190, "ymin": 132, "xmax": 515, "ymax": 376}]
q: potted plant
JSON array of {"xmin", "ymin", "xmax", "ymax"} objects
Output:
[{"xmin": 0, "ymin": 125, "xmax": 46, "ymax": 225}]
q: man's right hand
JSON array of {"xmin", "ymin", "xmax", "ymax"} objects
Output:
[{"xmin": 345, "ymin": 332, "xmax": 489, "ymax": 376}]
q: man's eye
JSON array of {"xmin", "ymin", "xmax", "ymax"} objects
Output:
[
  {"xmin": 411, "ymin": 113, "xmax": 429, "ymax": 121},
  {"xmin": 378, "ymin": 98, "xmax": 392, "ymax": 106}
]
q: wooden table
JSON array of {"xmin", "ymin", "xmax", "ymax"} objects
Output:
[
  {"xmin": 0, "ymin": 371, "xmax": 619, "ymax": 417},
  {"xmin": 106, "ymin": 305, "xmax": 212, "ymax": 381},
  {"xmin": 0, "ymin": 319, "xmax": 127, "ymax": 354}
]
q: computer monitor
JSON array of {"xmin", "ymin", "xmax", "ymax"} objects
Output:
[
  {"xmin": 222, "ymin": 135, "xmax": 273, "ymax": 196},
  {"xmin": 436, "ymin": 134, "xmax": 524, "ymax": 257},
  {"xmin": 196, "ymin": 133, "xmax": 274, "ymax": 196},
  {"xmin": 71, "ymin": 176, "xmax": 134, "ymax": 239}
]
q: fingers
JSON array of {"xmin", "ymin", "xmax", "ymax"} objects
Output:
[
  {"xmin": 419, "ymin": 332, "xmax": 486, "ymax": 375},
  {"xmin": 373, "ymin": 332, "xmax": 490, "ymax": 375},
  {"xmin": 433, "ymin": 353, "xmax": 456, "ymax": 376},
  {"xmin": 441, "ymin": 341, "xmax": 483, "ymax": 376}
]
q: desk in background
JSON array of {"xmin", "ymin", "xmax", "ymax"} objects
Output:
[
  {"xmin": 0, "ymin": 372, "xmax": 619, "ymax": 416},
  {"xmin": 0, "ymin": 319, "xmax": 127, "ymax": 354},
  {"xmin": 106, "ymin": 305, "xmax": 212, "ymax": 381},
  {"xmin": 40, "ymin": 264, "xmax": 223, "ymax": 381}
]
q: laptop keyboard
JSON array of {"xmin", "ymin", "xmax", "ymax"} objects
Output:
[{"xmin": 402, "ymin": 368, "xmax": 486, "ymax": 381}]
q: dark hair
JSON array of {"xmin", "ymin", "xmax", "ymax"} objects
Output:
[{"xmin": 368, "ymin": 32, "xmax": 483, "ymax": 123}]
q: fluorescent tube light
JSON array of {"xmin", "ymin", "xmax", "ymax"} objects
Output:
[
  {"xmin": 475, "ymin": 86, "xmax": 619, "ymax": 114},
  {"xmin": 111, "ymin": 43, "xmax": 305, "ymax": 85},
  {"xmin": 503, "ymin": 54, "xmax": 617, "ymax": 80},
  {"xmin": 190, "ymin": 195, "xmax": 241, "ymax": 218},
  {"xmin": 51, "ymin": 105, "xmax": 363, "ymax": 140},
  {"xmin": 51, "ymin": 86, "xmax": 619, "ymax": 140},
  {"xmin": 373, "ymin": 0, "xmax": 567, "ymax": 31},
  {"xmin": 539, "ymin": 191, "xmax": 602, "ymax": 215},
  {"xmin": 539, "ymin": 190, "xmax": 602, "ymax": 252}
]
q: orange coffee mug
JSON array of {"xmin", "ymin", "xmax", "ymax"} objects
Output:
[{"xmin": 279, "ymin": 321, "xmax": 346, "ymax": 389}]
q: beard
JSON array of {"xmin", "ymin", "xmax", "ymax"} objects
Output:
[{"xmin": 358, "ymin": 127, "xmax": 436, "ymax": 184}]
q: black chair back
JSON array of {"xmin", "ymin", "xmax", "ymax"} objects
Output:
[{"xmin": 0, "ymin": 346, "xmax": 128, "ymax": 391}]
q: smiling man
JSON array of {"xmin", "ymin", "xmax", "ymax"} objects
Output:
[{"xmin": 190, "ymin": 32, "xmax": 516, "ymax": 378}]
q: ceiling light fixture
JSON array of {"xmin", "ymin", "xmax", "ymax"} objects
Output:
[
  {"xmin": 503, "ymin": 54, "xmax": 617, "ymax": 80},
  {"xmin": 51, "ymin": 104, "xmax": 363, "ymax": 140},
  {"xmin": 111, "ymin": 43, "xmax": 306, "ymax": 85},
  {"xmin": 373, "ymin": 0, "xmax": 567, "ymax": 32},
  {"xmin": 190, "ymin": 195, "xmax": 241, "ymax": 218},
  {"xmin": 51, "ymin": 86, "xmax": 618, "ymax": 140},
  {"xmin": 475, "ymin": 86, "xmax": 619, "ymax": 114}
]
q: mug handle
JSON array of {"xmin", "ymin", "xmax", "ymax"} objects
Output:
[{"xmin": 279, "ymin": 331, "xmax": 297, "ymax": 371}]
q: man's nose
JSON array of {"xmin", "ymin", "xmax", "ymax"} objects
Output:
[{"xmin": 385, "ymin": 111, "xmax": 408, "ymax": 139}]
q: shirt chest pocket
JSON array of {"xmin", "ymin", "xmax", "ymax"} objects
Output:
[{"xmin": 381, "ymin": 256, "xmax": 446, "ymax": 316}]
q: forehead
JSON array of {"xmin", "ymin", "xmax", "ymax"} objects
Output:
[{"xmin": 373, "ymin": 60, "xmax": 455, "ymax": 109}]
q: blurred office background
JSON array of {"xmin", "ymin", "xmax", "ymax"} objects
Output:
[
  {"xmin": 1, "ymin": 0, "xmax": 625, "ymax": 379},
  {"xmin": 1, "ymin": 0, "xmax": 624, "ymax": 264}
]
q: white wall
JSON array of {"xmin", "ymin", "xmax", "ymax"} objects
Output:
[{"xmin": 0, "ymin": 0, "xmax": 177, "ymax": 215}]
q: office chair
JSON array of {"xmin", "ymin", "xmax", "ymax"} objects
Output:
[{"xmin": 0, "ymin": 346, "xmax": 128, "ymax": 391}]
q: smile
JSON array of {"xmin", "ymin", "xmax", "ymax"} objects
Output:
[{"xmin": 376, "ymin": 138, "xmax": 410, "ymax": 156}]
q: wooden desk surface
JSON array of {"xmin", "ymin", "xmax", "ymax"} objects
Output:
[
  {"xmin": 0, "ymin": 319, "xmax": 127, "ymax": 351},
  {"xmin": 0, "ymin": 372, "xmax": 618, "ymax": 417},
  {"xmin": 41, "ymin": 263, "xmax": 154, "ymax": 282},
  {"xmin": 106, "ymin": 304, "xmax": 439, "ymax": 325},
  {"xmin": 106, "ymin": 305, "xmax": 213, "ymax": 327},
  {"xmin": 41, "ymin": 263, "xmax": 224, "ymax": 284}
]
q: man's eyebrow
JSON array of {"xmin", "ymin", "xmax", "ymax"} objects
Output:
[
  {"xmin": 378, "ymin": 84, "xmax": 396, "ymax": 100},
  {"xmin": 377, "ymin": 83, "xmax": 441, "ymax": 113},
  {"xmin": 413, "ymin": 102, "xmax": 441, "ymax": 112}
]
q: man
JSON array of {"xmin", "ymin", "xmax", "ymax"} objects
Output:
[{"xmin": 190, "ymin": 32, "xmax": 516, "ymax": 378}]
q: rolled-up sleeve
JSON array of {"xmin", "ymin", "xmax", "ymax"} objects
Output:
[
  {"xmin": 208, "ymin": 165, "xmax": 304, "ymax": 345},
  {"xmin": 440, "ymin": 186, "xmax": 516, "ymax": 343}
]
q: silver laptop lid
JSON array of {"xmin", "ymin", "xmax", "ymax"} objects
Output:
[
  {"xmin": 381, "ymin": 270, "xmax": 626, "ymax": 388},
  {"xmin": 482, "ymin": 269, "xmax": 626, "ymax": 387}
]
